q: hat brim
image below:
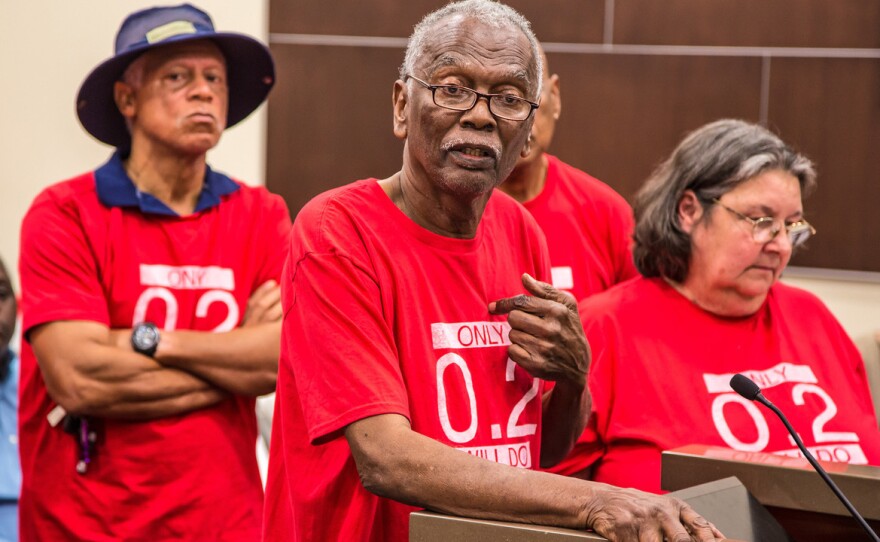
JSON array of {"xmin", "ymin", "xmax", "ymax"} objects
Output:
[{"xmin": 76, "ymin": 32, "xmax": 275, "ymax": 148}]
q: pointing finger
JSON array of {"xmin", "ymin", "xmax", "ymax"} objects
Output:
[
  {"xmin": 520, "ymin": 273, "xmax": 577, "ymax": 311},
  {"xmin": 488, "ymin": 293, "xmax": 533, "ymax": 315}
]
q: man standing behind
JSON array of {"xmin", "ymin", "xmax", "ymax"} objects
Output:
[
  {"xmin": 264, "ymin": 2, "xmax": 723, "ymax": 541},
  {"xmin": 18, "ymin": 5, "xmax": 289, "ymax": 540},
  {"xmin": 500, "ymin": 49, "xmax": 637, "ymax": 302}
]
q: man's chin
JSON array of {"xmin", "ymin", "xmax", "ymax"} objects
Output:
[
  {"xmin": 438, "ymin": 170, "xmax": 501, "ymax": 196},
  {"xmin": 176, "ymin": 136, "xmax": 221, "ymax": 156}
]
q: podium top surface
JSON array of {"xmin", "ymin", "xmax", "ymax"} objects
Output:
[{"xmin": 662, "ymin": 444, "xmax": 880, "ymax": 519}]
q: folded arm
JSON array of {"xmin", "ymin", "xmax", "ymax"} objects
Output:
[
  {"xmin": 115, "ymin": 280, "xmax": 282, "ymax": 397},
  {"xmin": 31, "ymin": 320, "xmax": 226, "ymax": 420},
  {"xmin": 32, "ymin": 280, "xmax": 283, "ymax": 419}
]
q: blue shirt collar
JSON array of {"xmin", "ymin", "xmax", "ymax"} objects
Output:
[{"xmin": 95, "ymin": 151, "xmax": 240, "ymax": 216}]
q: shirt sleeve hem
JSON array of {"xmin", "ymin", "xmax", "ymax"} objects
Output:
[{"xmin": 307, "ymin": 401, "xmax": 411, "ymax": 445}]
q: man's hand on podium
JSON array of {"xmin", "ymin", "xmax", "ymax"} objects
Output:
[{"xmin": 584, "ymin": 485, "xmax": 729, "ymax": 541}]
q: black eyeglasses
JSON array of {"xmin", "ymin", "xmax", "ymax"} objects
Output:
[
  {"xmin": 405, "ymin": 74, "xmax": 538, "ymax": 122},
  {"xmin": 712, "ymin": 198, "xmax": 816, "ymax": 248}
]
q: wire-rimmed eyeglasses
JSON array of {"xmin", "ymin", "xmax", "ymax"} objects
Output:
[
  {"xmin": 712, "ymin": 198, "xmax": 816, "ymax": 248},
  {"xmin": 405, "ymin": 74, "xmax": 538, "ymax": 122}
]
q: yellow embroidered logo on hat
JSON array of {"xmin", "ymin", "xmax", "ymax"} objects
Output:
[{"xmin": 146, "ymin": 20, "xmax": 197, "ymax": 44}]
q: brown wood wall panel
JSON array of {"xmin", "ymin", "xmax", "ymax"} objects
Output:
[
  {"xmin": 614, "ymin": 0, "xmax": 880, "ymax": 48},
  {"xmin": 270, "ymin": 0, "xmax": 449, "ymax": 36},
  {"xmin": 269, "ymin": 0, "xmax": 604, "ymax": 42},
  {"xmin": 267, "ymin": 45, "xmax": 405, "ymax": 214},
  {"xmin": 503, "ymin": 0, "xmax": 604, "ymax": 44},
  {"xmin": 767, "ymin": 58, "xmax": 880, "ymax": 270},
  {"xmin": 546, "ymin": 53, "xmax": 763, "ymax": 200}
]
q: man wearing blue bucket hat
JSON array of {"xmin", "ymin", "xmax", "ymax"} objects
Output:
[{"xmin": 18, "ymin": 4, "xmax": 290, "ymax": 540}]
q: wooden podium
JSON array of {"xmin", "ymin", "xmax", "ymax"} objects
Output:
[
  {"xmin": 410, "ymin": 476, "xmax": 789, "ymax": 542},
  {"xmin": 662, "ymin": 444, "xmax": 880, "ymax": 541},
  {"xmin": 410, "ymin": 444, "xmax": 880, "ymax": 541}
]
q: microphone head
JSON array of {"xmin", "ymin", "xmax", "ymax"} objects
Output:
[{"xmin": 730, "ymin": 373, "xmax": 762, "ymax": 400}]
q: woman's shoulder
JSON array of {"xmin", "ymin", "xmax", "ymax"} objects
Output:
[
  {"xmin": 578, "ymin": 275, "xmax": 660, "ymax": 315},
  {"xmin": 770, "ymin": 281, "xmax": 827, "ymax": 310}
]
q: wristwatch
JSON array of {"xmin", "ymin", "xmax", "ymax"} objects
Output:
[{"xmin": 131, "ymin": 322, "xmax": 160, "ymax": 357}]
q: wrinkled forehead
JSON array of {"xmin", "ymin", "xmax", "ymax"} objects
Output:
[
  {"xmin": 416, "ymin": 15, "xmax": 538, "ymax": 91},
  {"xmin": 140, "ymin": 39, "xmax": 227, "ymax": 71}
]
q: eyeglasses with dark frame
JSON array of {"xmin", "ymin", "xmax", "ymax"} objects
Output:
[
  {"xmin": 405, "ymin": 74, "xmax": 539, "ymax": 122},
  {"xmin": 712, "ymin": 198, "xmax": 816, "ymax": 248}
]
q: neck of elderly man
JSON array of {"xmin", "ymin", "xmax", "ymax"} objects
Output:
[
  {"xmin": 383, "ymin": 14, "xmax": 540, "ymax": 239},
  {"xmin": 114, "ymin": 39, "xmax": 229, "ymax": 216}
]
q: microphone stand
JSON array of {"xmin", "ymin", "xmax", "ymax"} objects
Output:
[
  {"xmin": 730, "ymin": 373, "xmax": 880, "ymax": 542},
  {"xmin": 756, "ymin": 393, "xmax": 879, "ymax": 542}
]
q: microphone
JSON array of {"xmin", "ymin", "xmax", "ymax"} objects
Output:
[{"xmin": 730, "ymin": 373, "xmax": 880, "ymax": 542}]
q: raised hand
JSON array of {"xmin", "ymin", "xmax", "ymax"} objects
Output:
[{"xmin": 489, "ymin": 273, "xmax": 589, "ymax": 387}]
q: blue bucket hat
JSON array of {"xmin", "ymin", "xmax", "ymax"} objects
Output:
[{"xmin": 76, "ymin": 3, "xmax": 275, "ymax": 147}]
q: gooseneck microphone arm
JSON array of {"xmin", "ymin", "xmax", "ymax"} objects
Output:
[{"xmin": 729, "ymin": 373, "xmax": 880, "ymax": 542}]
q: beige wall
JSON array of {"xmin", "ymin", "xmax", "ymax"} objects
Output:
[{"xmin": 0, "ymin": 1, "xmax": 269, "ymax": 292}]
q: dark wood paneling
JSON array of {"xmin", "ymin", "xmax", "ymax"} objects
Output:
[
  {"xmin": 503, "ymin": 0, "xmax": 604, "ymax": 44},
  {"xmin": 270, "ymin": 0, "xmax": 449, "ymax": 37},
  {"xmin": 269, "ymin": 0, "xmax": 604, "ymax": 43},
  {"xmin": 266, "ymin": 44, "xmax": 405, "ymax": 215},
  {"xmin": 768, "ymin": 58, "xmax": 880, "ymax": 271},
  {"xmin": 546, "ymin": 53, "xmax": 763, "ymax": 201},
  {"xmin": 614, "ymin": 0, "xmax": 880, "ymax": 48}
]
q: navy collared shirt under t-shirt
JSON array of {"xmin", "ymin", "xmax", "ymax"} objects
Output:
[{"xmin": 95, "ymin": 151, "xmax": 240, "ymax": 216}]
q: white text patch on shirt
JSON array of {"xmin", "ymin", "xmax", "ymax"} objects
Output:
[
  {"xmin": 551, "ymin": 266, "xmax": 574, "ymax": 290},
  {"xmin": 431, "ymin": 321, "xmax": 511, "ymax": 350},
  {"xmin": 139, "ymin": 264, "xmax": 235, "ymax": 291},
  {"xmin": 703, "ymin": 362, "xmax": 818, "ymax": 394}
]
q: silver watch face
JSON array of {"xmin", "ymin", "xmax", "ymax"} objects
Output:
[{"xmin": 132, "ymin": 323, "xmax": 159, "ymax": 353}]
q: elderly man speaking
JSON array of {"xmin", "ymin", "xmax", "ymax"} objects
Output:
[{"xmin": 263, "ymin": 2, "xmax": 726, "ymax": 542}]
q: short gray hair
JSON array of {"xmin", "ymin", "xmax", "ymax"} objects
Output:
[
  {"xmin": 400, "ymin": 0, "xmax": 543, "ymax": 98},
  {"xmin": 633, "ymin": 118, "xmax": 817, "ymax": 282}
]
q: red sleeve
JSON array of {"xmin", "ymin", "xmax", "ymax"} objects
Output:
[
  {"xmin": 282, "ymin": 210, "xmax": 409, "ymax": 444},
  {"xmin": 19, "ymin": 183, "xmax": 109, "ymax": 337}
]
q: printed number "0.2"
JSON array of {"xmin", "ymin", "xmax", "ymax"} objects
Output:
[
  {"xmin": 711, "ymin": 383, "xmax": 858, "ymax": 452},
  {"xmin": 436, "ymin": 353, "xmax": 539, "ymax": 444},
  {"xmin": 132, "ymin": 287, "xmax": 239, "ymax": 332}
]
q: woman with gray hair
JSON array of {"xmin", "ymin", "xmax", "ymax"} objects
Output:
[{"xmin": 550, "ymin": 119, "xmax": 880, "ymax": 492}]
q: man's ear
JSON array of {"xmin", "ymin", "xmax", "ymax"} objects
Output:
[
  {"xmin": 678, "ymin": 189, "xmax": 704, "ymax": 234},
  {"xmin": 392, "ymin": 80, "xmax": 408, "ymax": 140},
  {"xmin": 520, "ymin": 133, "xmax": 533, "ymax": 158},
  {"xmin": 547, "ymin": 73, "xmax": 561, "ymax": 120},
  {"xmin": 114, "ymin": 81, "xmax": 136, "ymax": 119}
]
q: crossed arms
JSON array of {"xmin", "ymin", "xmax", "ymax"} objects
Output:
[{"xmin": 30, "ymin": 280, "xmax": 282, "ymax": 420}]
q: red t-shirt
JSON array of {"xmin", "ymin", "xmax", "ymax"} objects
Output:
[
  {"xmin": 263, "ymin": 179, "xmax": 551, "ymax": 542},
  {"xmin": 18, "ymin": 154, "xmax": 291, "ymax": 541},
  {"xmin": 521, "ymin": 154, "xmax": 637, "ymax": 302},
  {"xmin": 558, "ymin": 277, "xmax": 880, "ymax": 492}
]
